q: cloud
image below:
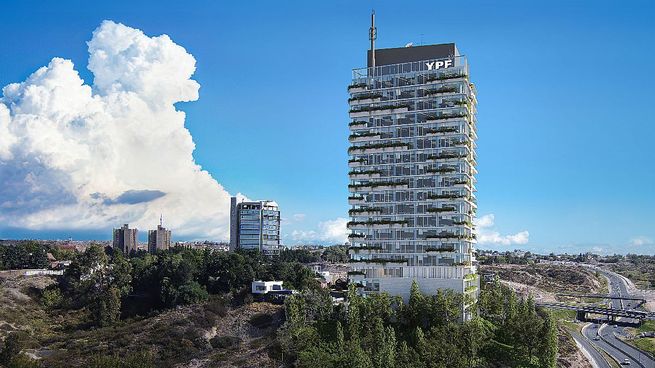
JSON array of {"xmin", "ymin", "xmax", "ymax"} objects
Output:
[
  {"xmin": 102, "ymin": 190, "xmax": 166, "ymax": 205},
  {"xmin": 629, "ymin": 236, "xmax": 653, "ymax": 246},
  {"xmin": 0, "ymin": 20, "xmax": 233, "ymax": 239},
  {"xmin": 292, "ymin": 213, "xmax": 306, "ymax": 222},
  {"xmin": 474, "ymin": 214, "xmax": 529, "ymax": 246},
  {"xmin": 290, "ymin": 217, "xmax": 349, "ymax": 244}
]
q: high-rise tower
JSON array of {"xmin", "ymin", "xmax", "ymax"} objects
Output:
[
  {"xmin": 347, "ymin": 17, "xmax": 479, "ymax": 317},
  {"xmin": 229, "ymin": 197, "xmax": 281, "ymax": 256}
]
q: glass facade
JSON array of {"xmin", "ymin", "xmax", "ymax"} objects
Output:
[
  {"xmin": 230, "ymin": 198, "xmax": 281, "ymax": 255},
  {"xmin": 347, "ymin": 49, "xmax": 479, "ymax": 313}
]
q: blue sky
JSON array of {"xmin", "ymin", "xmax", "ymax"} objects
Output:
[{"xmin": 0, "ymin": 0, "xmax": 653, "ymax": 254}]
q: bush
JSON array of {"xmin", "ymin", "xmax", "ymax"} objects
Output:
[
  {"xmin": 210, "ymin": 335, "xmax": 242, "ymax": 349},
  {"xmin": 249, "ymin": 313, "xmax": 274, "ymax": 329},
  {"xmin": 41, "ymin": 288, "xmax": 63, "ymax": 309}
]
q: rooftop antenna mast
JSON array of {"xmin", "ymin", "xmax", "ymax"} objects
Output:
[
  {"xmin": 369, "ymin": 10, "xmax": 377, "ymax": 77},
  {"xmin": 160, "ymin": 214, "xmax": 163, "ymax": 227}
]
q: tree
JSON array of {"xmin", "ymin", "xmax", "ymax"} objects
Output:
[
  {"xmin": 0, "ymin": 332, "xmax": 27, "ymax": 366},
  {"xmin": 537, "ymin": 311, "xmax": 558, "ymax": 368},
  {"xmin": 91, "ymin": 286, "xmax": 121, "ymax": 327}
]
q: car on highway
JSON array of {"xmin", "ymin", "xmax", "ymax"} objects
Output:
[{"xmin": 620, "ymin": 359, "xmax": 631, "ymax": 365}]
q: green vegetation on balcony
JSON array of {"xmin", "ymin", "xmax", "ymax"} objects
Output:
[
  {"xmin": 427, "ymin": 193, "xmax": 464, "ymax": 200},
  {"xmin": 426, "ymin": 73, "xmax": 468, "ymax": 82},
  {"xmin": 453, "ymin": 100, "xmax": 469, "ymax": 106},
  {"xmin": 426, "ymin": 153, "xmax": 467, "ymax": 160},
  {"xmin": 349, "ymin": 258, "xmax": 406, "ymax": 264},
  {"xmin": 452, "ymin": 220, "xmax": 473, "ymax": 226},
  {"xmin": 349, "ymin": 132, "xmax": 379, "ymax": 140},
  {"xmin": 348, "ymin": 180, "xmax": 409, "ymax": 189},
  {"xmin": 348, "ymin": 93, "xmax": 382, "ymax": 102},
  {"xmin": 348, "ymin": 158, "xmax": 367, "ymax": 164},
  {"xmin": 426, "ymin": 206, "xmax": 457, "ymax": 213},
  {"xmin": 448, "ymin": 139, "xmax": 469, "ymax": 146},
  {"xmin": 347, "ymin": 270, "xmax": 366, "ymax": 276},
  {"xmin": 464, "ymin": 273, "xmax": 478, "ymax": 281},
  {"xmin": 349, "ymin": 104, "xmax": 410, "ymax": 114},
  {"xmin": 425, "ymin": 86, "xmax": 458, "ymax": 95},
  {"xmin": 348, "ymin": 142, "xmax": 411, "ymax": 153},
  {"xmin": 465, "ymin": 285, "xmax": 478, "ymax": 293},
  {"xmin": 426, "ymin": 167, "xmax": 456, "ymax": 174},
  {"xmin": 425, "ymin": 233, "xmax": 468, "ymax": 239},
  {"xmin": 348, "ymin": 233, "xmax": 366, "ymax": 238},
  {"xmin": 349, "ymin": 120, "xmax": 368, "ymax": 127},
  {"xmin": 425, "ymin": 127, "xmax": 458, "ymax": 134},
  {"xmin": 349, "ymin": 207, "xmax": 383, "ymax": 215},
  {"xmin": 348, "ymin": 169, "xmax": 383, "ymax": 176},
  {"xmin": 348, "ymin": 195, "xmax": 364, "ymax": 200},
  {"xmin": 347, "ymin": 219, "xmax": 408, "ymax": 227},
  {"xmin": 348, "ymin": 245, "xmax": 383, "ymax": 251},
  {"xmin": 348, "ymin": 83, "xmax": 367, "ymax": 90},
  {"xmin": 432, "ymin": 113, "xmax": 467, "ymax": 121},
  {"xmin": 452, "ymin": 179, "xmax": 470, "ymax": 185},
  {"xmin": 425, "ymin": 246, "xmax": 456, "ymax": 252}
]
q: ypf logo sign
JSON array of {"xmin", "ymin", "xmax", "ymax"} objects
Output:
[{"xmin": 425, "ymin": 59, "xmax": 454, "ymax": 70}]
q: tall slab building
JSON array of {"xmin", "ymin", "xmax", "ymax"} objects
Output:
[
  {"xmin": 347, "ymin": 37, "xmax": 479, "ymax": 316},
  {"xmin": 113, "ymin": 223, "xmax": 138, "ymax": 254},
  {"xmin": 229, "ymin": 197, "xmax": 281, "ymax": 256}
]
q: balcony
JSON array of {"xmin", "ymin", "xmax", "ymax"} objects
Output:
[
  {"xmin": 348, "ymin": 195, "xmax": 366, "ymax": 205},
  {"xmin": 349, "ymin": 104, "xmax": 410, "ymax": 118},
  {"xmin": 424, "ymin": 232, "xmax": 470, "ymax": 240},
  {"xmin": 348, "ymin": 158, "xmax": 367, "ymax": 168},
  {"xmin": 347, "ymin": 219, "xmax": 408, "ymax": 229},
  {"xmin": 348, "ymin": 93, "xmax": 382, "ymax": 105},
  {"xmin": 424, "ymin": 86, "xmax": 459, "ymax": 96},
  {"xmin": 349, "ymin": 120, "xmax": 368, "ymax": 129},
  {"xmin": 426, "ymin": 153, "xmax": 467, "ymax": 162},
  {"xmin": 425, "ymin": 127, "xmax": 458, "ymax": 136},
  {"xmin": 348, "ymin": 207, "xmax": 383, "ymax": 216},
  {"xmin": 349, "ymin": 132, "xmax": 380, "ymax": 143},
  {"xmin": 426, "ymin": 73, "xmax": 468, "ymax": 83},
  {"xmin": 426, "ymin": 113, "xmax": 468, "ymax": 123},
  {"xmin": 348, "ymin": 169, "xmax": 382, "ymax": 179},
  {"xmin": 348, "ymin": 142, "xmax": 410, "ymax": 154},
  {"xmin": 348, "ymin": 180, "xmax": 410, "ymax": 192},
  {"xmin": 426, "ymin": 206, "xmax": 457, "ymax": 213},
  {"xmin": 427, "ymin": 193, "xmax": 465, "ymax": 200},
  {"xmin": 425, "ymin": 166, "xmax": 457, "ymax": 174},
  {"xmin": 349, "ymin": 257, "xmax": 407, "ymax": 265},
  {"xmin": 348, "ymin": 83, "xmax": 367, "ymax": 93},
  {"xmin": 425, "ymin": 245, "xmax": 456, "ymax": 253}
]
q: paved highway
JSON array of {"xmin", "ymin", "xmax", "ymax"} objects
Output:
[{"xmin": 583, "ymin": 268, "xmax": 655, "ymax": 367}]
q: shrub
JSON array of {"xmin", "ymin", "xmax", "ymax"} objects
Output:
[
  {"xmin": 250, "ymin": 313, "xmax": 274, "ymax": 329},
  {"xmin": 210, "ymin": 335, "xmax": 242, "ymax": 349}
]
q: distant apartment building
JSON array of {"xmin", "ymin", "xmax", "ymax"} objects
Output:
[
  {"xmin": 229, "ymin": 197, "xmax": 281, "ymax": 255},
  {"xmin": 347, "ymin": 16, "xmax": 479, "ymax": 319},
  {"xmin": 148, "ymin": 225, "xmax": 171, "ymax": 254},
  {"xmin": 112, "ymin": 224, "xmax": 138, "ymax": 254}
]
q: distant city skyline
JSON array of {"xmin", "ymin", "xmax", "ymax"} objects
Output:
[{"xmin": 0, "ymin": 1, "xmax": 653, "ymax": 254}]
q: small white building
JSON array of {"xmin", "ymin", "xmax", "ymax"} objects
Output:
[{"xmin": 251, "ymin": 280, "xmax": 284, "ymax": 295}]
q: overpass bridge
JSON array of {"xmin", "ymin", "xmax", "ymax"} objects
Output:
[
  {"xmin": 537, "ymin": 302, "xmax": 655, "ymax": 326},
  {"xmin": 556, "ymin": 293, "xmax": 646, "ymax": 307}
]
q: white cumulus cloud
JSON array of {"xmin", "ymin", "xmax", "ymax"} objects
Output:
[
  {"xmin": 0, "ymin": 20, "xmax": 233, "ymax": 239},
  {"xmin": 290, "ymin": 217, "xmax": 349, "ymax": 244},
  {"xmin": 629, "ymin": 236, "xmax": 653, "ymax": 246},
  {"xmin": 474, "ymin": 214, "xmax": 529, "ymax": 246}
]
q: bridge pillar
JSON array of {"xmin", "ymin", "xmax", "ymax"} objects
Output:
[{"xmin": 576, "ymin": 310, "xmax": 586, "ymax": 322}]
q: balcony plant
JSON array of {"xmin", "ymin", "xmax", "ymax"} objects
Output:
[
  {"xmin": 349, "ymin": 121, "xmax": 368, "ymax": 127},
  {"xmin": 348, "ymin": 93, "xmax": 382, "ymax": 102},
  {"xmin": 426, "ymin": 206, "xmax": 457, "ymax": 213},
  {"xmin": 349, "ymin": 245, "xmax": 383, "ymax": 251},
  {"xmin": 425, "ymin": 127, "xmax": 458, "ymax": 134},
  {"xmin": 348, "ymin": 83, "xmax": 367, "ymax": 90},
  {"xmin": 425, "ymin": 86, "xmax": 458, "ymax": 96},
  {"xmin": 347, "ymin": 219, "xmax": 408, "ymax": 227},
  {"xmin": 349, "ymin": 207, "xmax": 383, "ymax": 215},
  {"xmin": 348, "ymin": 142, "xmax": 410, "ymax": 153},
  {"xmin": 425, "ymin": 246, "xmax": 456, "ymax": 252},
  {"xmin": 349, "ymin": 132, "xmax": 379, "ymax": 140},
  {"xmin": 349, "ymin": 169, "xmax": 383, "ymax": 176}
]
